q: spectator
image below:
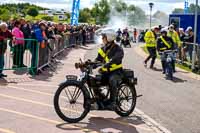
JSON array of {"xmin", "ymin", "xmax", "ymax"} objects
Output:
[
  {"xmin": 184, "ymin": 26, "xmax": 194, "ymax": 62},
  {"xmin": 0, "ymin": 22, "xmax": 13, "ymax": 78},
  {"xmin": 12, "ymin": 20, "xmax": 25, "ymax": 68},
  {"xmin": 178, "ymin": 28, "xmax": 186, "ymax": 62},
  {"xmin": 29, "ymin": 23, "xmax": 43, "ymax": 75},
  {"xmin": 81, "ymin": 26, "xmax": 87, "ymax": 46},
  {"xmin": 55, "ymin": 23, "xmax": 64, "ymax": 36},
  {"xmin": 139, "ymin": 30, "xmax": 145, "ymax": 42},
  {"xmin": 47, "ymin": 25, "xmax": 56, "ymax": 40},
  {"xmin": 74, "ymin": 26, "xmax": 81, "ymax": 45},
  {"xmin": 133, "ymin": 28, "xmax": 138, "ymax": 43},
  {"xmin": 167, "ymin": 24, "xmax": 181, "ymax": 49},
  {"xmin": 179, "ymin": 28, "xmax": 185, "ymax": 41},
  {"xmin": 116, "ymin": 28, "xmax": 122, "ymax": 37},
  {"xmin": 7, "ymin": 19, "xmax": 14, "ymax": 31},
  {"xmin": 20, "ymin": 19, "xmax": 32, "ymax": 50}
]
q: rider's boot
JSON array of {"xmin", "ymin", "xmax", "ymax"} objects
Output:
[
  {"xmin": 161, "ymin": 61, "xmax": 166, "ymax": 74},
  {"xmin": 105, "ymin": 88, "xmax": 117, "ymax": 111},
  {"xmin": 172, "ymin": 60, "xmax": 176, "ymax": 73},
  {"xmin": 90, "ymin": 102, "xmax": 99, "ymax": 110}
]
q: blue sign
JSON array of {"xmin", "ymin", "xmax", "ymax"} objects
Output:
[
  {"xmin": 71, "ymin": 0, "xmax": 80, "ymax": 25},
  {"xmin": 184, "ymin": 0, "xmax": 189, "ymax": 14}
]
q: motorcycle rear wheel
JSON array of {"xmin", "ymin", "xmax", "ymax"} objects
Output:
[{"xmin": 115, "ymin": 84, "xmax": 137, "ymax": 117}]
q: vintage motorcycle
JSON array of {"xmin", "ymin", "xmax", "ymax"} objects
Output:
[
  {"xmin": 159, "ymin": 50, "xmax": 177, "ymax": 80},
  {"xmin": 120, "ymin": 35, "xmax": 131, "ymax": 48},
  {"xmin": 54, "ymin": 59, "xmax": 138, "ymax": 123}
]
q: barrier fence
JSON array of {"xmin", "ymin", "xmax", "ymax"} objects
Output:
[
  {"xmin": 176, "ymin": 42, "xmax": 200, "ymax": 71},
  {"xmin": 0, "ymin": 32, "xmax": 95, "ymax": 75},
  {"xmin": 0, "ymin": 38, "xmax": 39, "ymax": 75}
]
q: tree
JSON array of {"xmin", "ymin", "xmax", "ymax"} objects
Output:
[
  {"xmin": 27, "ymin": 7, "xmax": 39, "ymax": 18},
  {"xmin": 128, "ymin": 5, "xmax": 136, "ymax": 12},
  {"xmin": 111, "ymin": 0, "xmax": 128, "ymax": 13},
  {"xmin": 92, "ymin": 0, "xmax": 110, "ymax": 24},
  {"xmin": 0, "ymin": 3, "xmax": 47, "ymax": 16},
  {"xmin": 78, "ymin": 0, "xmax": 147, "ymax": 25},
  {"xmin": 153, "ymin": 10, "xmax": 169, "ymax": 26},
  {"xmin": 128, "ymin": 6, "xmax": 146, "ymax": 25},
  {"xmin": 172, "ymin": 4, "xmax": 200, "ymax": 14},
  {"xmin": 79, "ymin": 8, "xmax": 92, "ymax": 23},
  {"xmin": 108, "ymin": 0, "xmax": 146, "ymax": 26},
  {"xmin": 65, "ymin": 12, "xmax": 70, "ymax": 20},
  {"xmin": 188, "ymin": 4, "xmax": 200, "ymax": 14},
  {"xmin": 172, "ymin": 8, "xmax": 184, "ymax": 14},
  {"xmin": 153, "ymin": 11, "xmax": 168, "ymax": 18},
  {"xmin": 41, "ymin": 16, "xmax": 53, "ymax": 21},
  {"xmin": 0, "ymin": 8, "xmax": 10, "ymax": 21}
]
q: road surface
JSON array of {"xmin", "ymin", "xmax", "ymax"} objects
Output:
[
  {"xmin": 85, "ymin": 44, "xmax": 200, "ymax": 133},
  {"xmin": 0, "ymin": 45, "xmax": 170, "ymax": 133}
]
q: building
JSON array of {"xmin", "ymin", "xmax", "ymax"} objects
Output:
[{"xmin": 39, "ymin": 9, "xmax": 68, "ymax": 20}]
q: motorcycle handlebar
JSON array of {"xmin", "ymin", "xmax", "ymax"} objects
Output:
[
  {"xmin": 75, "ymin": 61, "xmax": 103, "ymax": 69},
  {"xmin": 159, "ymin": 50, "xmax": 178, "ymax": 54}
]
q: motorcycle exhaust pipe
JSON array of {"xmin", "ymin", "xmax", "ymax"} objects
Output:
[{"xmin": 137, "ymin": 94, "xmax": 143, "ymax": 98}]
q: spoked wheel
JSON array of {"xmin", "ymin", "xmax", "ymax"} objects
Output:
[
  {"xmin": 54, "ymin": 81, "xmax": 90, "ymax": 123},
  {"xmin": 115, "ymin": 84, "xmax": 137, "ymax": 117},
  {"xmin": 166, "ymin": 63, "xmax": 173, "ymax": 80}
]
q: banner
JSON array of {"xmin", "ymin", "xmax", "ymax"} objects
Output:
[
  {"xmin": 184, "ymin": 0, "xmax": 189, "ymax": 14},
  {"xmin": 70, "ymin": 0, "xmax": 80, "ymax": 25}
]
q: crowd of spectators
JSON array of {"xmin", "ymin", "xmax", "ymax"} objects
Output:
[{"xmin": 0, "ymin": 18, "xmax": 99, "ymax": 77}]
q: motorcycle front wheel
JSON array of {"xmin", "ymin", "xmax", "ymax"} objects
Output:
[
  {"xmin": 54, "ymin": 80, "xmax": 90, "ymax": 123},
  {"xmin": 166, "ymin": 62, "xmax": 173, "ymax": 80},
  {"xmin": 115, "ymin": 84, "xmax": 137, "ymax": 117}
]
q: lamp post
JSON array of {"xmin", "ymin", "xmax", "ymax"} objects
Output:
[
  {"xmin": 149, "ymin": 2, "xmax": 154, "ymax": 29},
  {"xmin": 192, "ymin": 0, "xmax": 198, "ymax": 70}
]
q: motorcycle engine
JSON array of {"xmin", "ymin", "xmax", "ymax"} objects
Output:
[{"xmin": 99, "ymin": 86, "xmax": 110, "ymax": 99}]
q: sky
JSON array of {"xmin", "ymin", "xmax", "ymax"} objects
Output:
[{"xmin": 0, "ymin": 0, "xmax": 199, "ymax": 14}]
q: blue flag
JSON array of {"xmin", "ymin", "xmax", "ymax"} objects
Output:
[
  {"xmin": 184, "ymin": 0, "xmax": 189, "ymax": 14},
  {"xmin": 71, "ymin": 0, "xmax": 80, "ymax": 25}
]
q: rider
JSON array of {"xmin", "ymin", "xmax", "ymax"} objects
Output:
[
  {"xmin": 95, "ymin": 32, "xmax": 124, "ymax": 110},
  {"xmin": 122, "ymin": 28, "xmax": 130, "ymax": 38},
  {"xmin": 157, "ymin": 28, "xmax": 175, "ymax": 74},
  {"xmin": 116, "ymin": 28, "xmax": 122, "ymax": 42},
  {"xmin": 116, "ymin": 28, "xmax": 122, "ymax": 37},
  {"xmin": 121, "ymin": 28, "xmax": 130, "ymax": 46}
]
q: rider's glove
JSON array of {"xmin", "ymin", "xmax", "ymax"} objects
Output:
[
  {"xmin": 103, "ymin": 63, "xmax": 111, "ymax": 69},
  {"xmin": 98, "ymin": 68, "xmax": 103, "ymax": 74}
]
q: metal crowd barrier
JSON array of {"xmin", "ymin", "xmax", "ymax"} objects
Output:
[
  {"xmin": 176, "ymin": 42, "xmax": 200, "ymax": 70},
  {"xmin": 86, "ymin": 31, "xmax": 95, "ymax": 43},
  {"xmin": 0, "ymin": 38, "xmax": 39, "ymax": 75},
  {"xmin": 37, "ymin": 31, "xmax": 95, "ymax": 73},
  {"xmin": 0, "ymin": 31, "xmax": 95, "ymax": 75}
]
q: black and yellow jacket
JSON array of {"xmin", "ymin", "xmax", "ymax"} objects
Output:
[
  {"xmin": 157, "ymin": 36, "xmax": 174, "ymax": 52},
  {"xmin": 96, "ymin": 43, "xmax": 124, "ymax": 72}
]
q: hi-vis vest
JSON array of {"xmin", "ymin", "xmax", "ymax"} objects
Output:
[
  {"xmin": 159, "ymin": 36, "xmax": 172, "ymax": 51},
  {"xmin": 144, "ymin": 30, "xmax": 156, "ymax": 47},
  {"xmin": 98, "ymin": 48, "xmax": 122, "ymax": 72},
  {"xmin": 167, "ymin": 30, "xmax": 181, "ymax": 47}
]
